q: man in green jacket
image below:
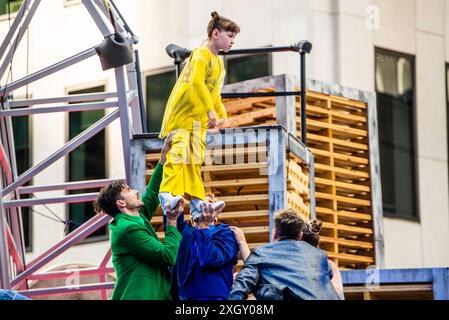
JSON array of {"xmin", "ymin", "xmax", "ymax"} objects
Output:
[{"xmin": 94, "ymin": 132, "xmax": 185, "ymax": 300}]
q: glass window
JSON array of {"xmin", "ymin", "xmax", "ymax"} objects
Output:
[
  {"xmin": 145, "ymin": 70, "xmax": 176, "ymax": 133},
  {"xmin": 225, "ymin": 53, "xmax": 271, "ymax": 84},
  {"xmin": 12, "ymin": 115, "xmax": 32, "ymax": 252},
  {"xmin": 375, "ymin": 48, "xmax": 417, "ymax": 220},
  {"xmin": 0, "ymin": 0, "xmax": 23, "ymax": 15},
  {"xmin": 144, "ymin": 53, "xmax": 271, "ymax": 133},
  {"xmin": 67, "ymin": 86, "xmax": 107, "ymax": 239}
]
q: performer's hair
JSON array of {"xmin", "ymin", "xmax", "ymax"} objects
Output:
[
  {"xmin": 274, "ymin": 209, "xmax": 307, "ymax": 239},
  {"xmin": 207, "ymin": 11, "xmax": 240, "ymax": 38},
  {"xmin": 302, "ymin": 219, "xmax": 323, "ymax": 247},
  {"xmin": 94, "ymin": 180, "xmax": 126, "ymax": 217}
]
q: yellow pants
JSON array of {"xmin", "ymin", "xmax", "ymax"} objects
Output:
[{"xmin": 159, "ymin": 127, "xmax": 206, "ymax": 200}]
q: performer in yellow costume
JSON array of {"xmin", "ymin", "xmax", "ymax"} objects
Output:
[{"xmin": 158, "ymin": 12, "xmax": 240, "ymax": 218}]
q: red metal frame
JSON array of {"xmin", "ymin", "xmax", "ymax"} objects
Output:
[
  {"xmin": 0, "ymin": 0, "xmax": 142, "ymax": 299},
  {"xmin": 9, "ymin": 214, "xmax": 114, "ymax": 299}
]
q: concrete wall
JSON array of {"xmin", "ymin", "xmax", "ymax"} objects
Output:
[{"xmin": 1, "ymin": 0, "xmax": 448, "ymax": 270}]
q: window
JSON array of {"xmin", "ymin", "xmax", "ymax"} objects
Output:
[
  {"xmin": 67, "ymin": 85, "xmax": 107, "ymax": 240},
  {"xmin": 12, "ymin": 114, "xmax": 32, "ymax": 252},
  {"xmin": 145, "ymin": 69, "xmax": 176, "ymax": 133},
  {"xmin": 225, "ymin": 53, "xmax": 271, "ymax": 84},
  {"xmin": 375, "ymin": 48, "xmax": 417, "ymax": 220},
  {"xmin": 0, "ymin": 0, "xmax": 23, "ymax": 15}
]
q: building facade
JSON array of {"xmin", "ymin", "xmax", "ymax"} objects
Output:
[{"xmin": 1, "ymin": 0, "xmax": 449, "ymax": 270}]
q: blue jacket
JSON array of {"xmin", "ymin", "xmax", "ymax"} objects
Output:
[
  {"xmin": 172, "ymin": 215, "xmax": 239, "ymax": 300},
  {"xmin": 229, "ymin": 239, "xmax": 341, "ymax": 300}
]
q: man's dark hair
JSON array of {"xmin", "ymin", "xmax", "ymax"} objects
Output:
[
  {"xmin": 94, "ymin": 180, "xmax": 126, "ymax": 217},
  {"xmin": 274, "ymin": 209, "xmax": 306, "ymax": 239}
]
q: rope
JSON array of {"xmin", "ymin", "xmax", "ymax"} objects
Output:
[{"xmin": 29, "ymin": 194, "xmax": 83, "ymax": 233}]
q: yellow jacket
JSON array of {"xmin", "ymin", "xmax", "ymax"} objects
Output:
[{"xmin": 159, "ymin": 46, "xmax": 227, "ymax": 138}]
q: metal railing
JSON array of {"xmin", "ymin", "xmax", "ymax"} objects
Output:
[{"xmin": 166, "ymin": 41, "xmax": 312, "ymax": 145}]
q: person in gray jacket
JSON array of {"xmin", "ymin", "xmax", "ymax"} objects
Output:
[{"xmin": 229, "ymin": 209, "xmax": 340, "ymax": 300}]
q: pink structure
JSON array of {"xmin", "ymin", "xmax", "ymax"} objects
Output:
[{"xmin": 0, "ymin": 0, "xmax": 145, "ymax": 299}]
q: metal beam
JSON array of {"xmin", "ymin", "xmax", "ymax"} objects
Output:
[
  {"xmin": 18, "ymin": 178, "xmax": 120, "ymax": 195},
  {"xmin": 82, "ymin": 0, "xmax": 115, "ymax": 38},
  {"xmin": 5, "ymin": 225, "xmax": 24, "ymax": 273},
  {"xmin": 268, "ymin": 128, "xmax": 287, "ymax": 242},
  {"xmin": 115, "ymin": 66, "xmax": 132, "ymax": 184},
  {"xmin": 0, "ymin": 178, "xmax": 11, "ymax": 289},
  {"xmin": 0, "ymin": 101, "xmax": 118, "ymax": 117},
  {"xmin": 0, "ymin": 0, "xmax": 31, "ymax": 63},
  {"xmin": 11, "ymin": 214, "xmax": 111, "ymax": 288},
  {"xmin": 9, "ymin": 92, "xmax": 118, "ymax": 107},
  {"xmin": 28, "ymin": 267, "xmax": 114, "ymax": 281},
  {"xmin": 18, "ymin": 282, "xmax": 115, "ymax": 298},
  {"xmin": 0, "ymin": 0, "xmax": 41, "ymax": 79},
  {"xmin": 3, "ymin": 193, "xmax": 99, "ymax": 208},
  {"xmin": 1, "ymin": 110, "xmax": 119, "ymax": 198},
  {"xmin": 0, "ymin": 47, "xmax": 98, "ymax": 98}
]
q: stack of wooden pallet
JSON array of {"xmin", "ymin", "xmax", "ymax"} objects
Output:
[
  {"xmin": 143, "ymin": 87, "xmax": 373, "ymax": 270},
  {"xmin": 221, "ymin": 89, "xmax": 374, "ymax": 269},
  {"xmin": 144, "ymin": 140, "xmax": 310, "ymax": 267},
  {"xmin": 301, "ymin": 92, "xmax": 373, "ymax": 269}
]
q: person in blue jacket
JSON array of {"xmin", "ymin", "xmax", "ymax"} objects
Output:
[{"xmin": 171, "ymin": 194, "xmax": 239, "ymax": 300}]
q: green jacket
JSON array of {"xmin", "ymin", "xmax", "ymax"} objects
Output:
[{"xmin": 109, "ymin": 163, "xmax": 182, "ymax": 300}]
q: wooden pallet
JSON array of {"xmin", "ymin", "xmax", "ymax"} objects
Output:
[
  {"xmin": 298, "ymin": 92, "xmax": 373, "ymax": 269},
  {"xmin": 145, "ymin": 135, "xmax": 313, "ymax": 276},
  {"xmin": 145, "ymin": 145, "xmax": 273, "ymax": 252},
  {"xmin": 221, "ymin": 90, "xmax": 374, "ymax": 269}
]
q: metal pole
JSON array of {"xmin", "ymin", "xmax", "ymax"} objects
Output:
[
  {"xmin": 115, "ymin": 66, "xmax": 132, "ymax": 184},
  {"xmin": 3, "ymin": 192, "xmax": 99, "ymax": 208},
  {"xmin": 0, "ymin": 0, "xmax": 31, "ymax": 61},
  {"xmin": 300, "ymin": 51, "xmax": 307, "ymax": 145},
  {"xmin": 11, "ymin": 214, "xmax": 111, "ymax": 288},
  {"xmin": 0, "ymin": 47, "xmax": 98, "ymax": 98},
  {"xmin": 134, "ymin": 50, "xmax": 148, "ymax": 133},
  {"xmin": 0, "ymin": 176, "xmax": 12, "ymax": 289},
  {"xmin": 18, "ymin": 282, "xmax": 115, "ymax": 298},
  {"xmin": 175, "ymin": 63, "xmax": 181, "ymax": 79},
  {"xmin": 1, "ymin": 110, "xmax": 119, "ymax": 198},
  {"xmin": 2, "ymin": 108, "xmax": 26, "ymax": 270},
  {"xmin": 18, "ymin": 178, "xmax": 119, "ymax": 195},
  {"xmin": 125, "ymin": 53, "xmax": 143, "ymax": 135},
  {"xmin": 0, "ymin": 0, "xmax": 41, "ymax": 79},
  {"xmin": 9, "ymin": 92, "xmax": 118, "ymax": 107},
  {"xmin": 0, "ymin": 101, "xmax": 118, "ymax": 117},
  {"xmin": 82, "ymin": 0, "xmax": 114, "ymax": 38}
]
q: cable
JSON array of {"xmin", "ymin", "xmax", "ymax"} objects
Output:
[{"xmin": 28, "ymin": 194, "xmax": 83, "ymax": 234}]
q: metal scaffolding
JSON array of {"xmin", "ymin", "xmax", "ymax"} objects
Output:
[
  {"xmin": 0, "ymin": 0, "xmax": 145, "ymax": 298},
  {"xmin": 0, "ymin": 0, "xmax": 314, "ymax": 299}
]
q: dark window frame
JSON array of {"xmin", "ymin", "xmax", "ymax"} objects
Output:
[
  {"xmin": 223, "ymin": 51, "xmax": 273, "ymax": 85},
  {"xmin": 143, "ymin": 66, "xmax": 177, "ymax": 134},
  {"xmin": 0, "ymin": 0, "xmax": 23, "ymax": 16},
  {"xmin": 375, "ymin": 46, "xmax": 420, "ymax": 222},
  {"xmin": 65, "ymin": 84, "xmax": 109, "ymax": 244}
]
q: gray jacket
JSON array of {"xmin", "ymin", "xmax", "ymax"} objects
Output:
[{"xmin": 229, "ymin": 239, "xmax": 341, "ymax": 300}]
